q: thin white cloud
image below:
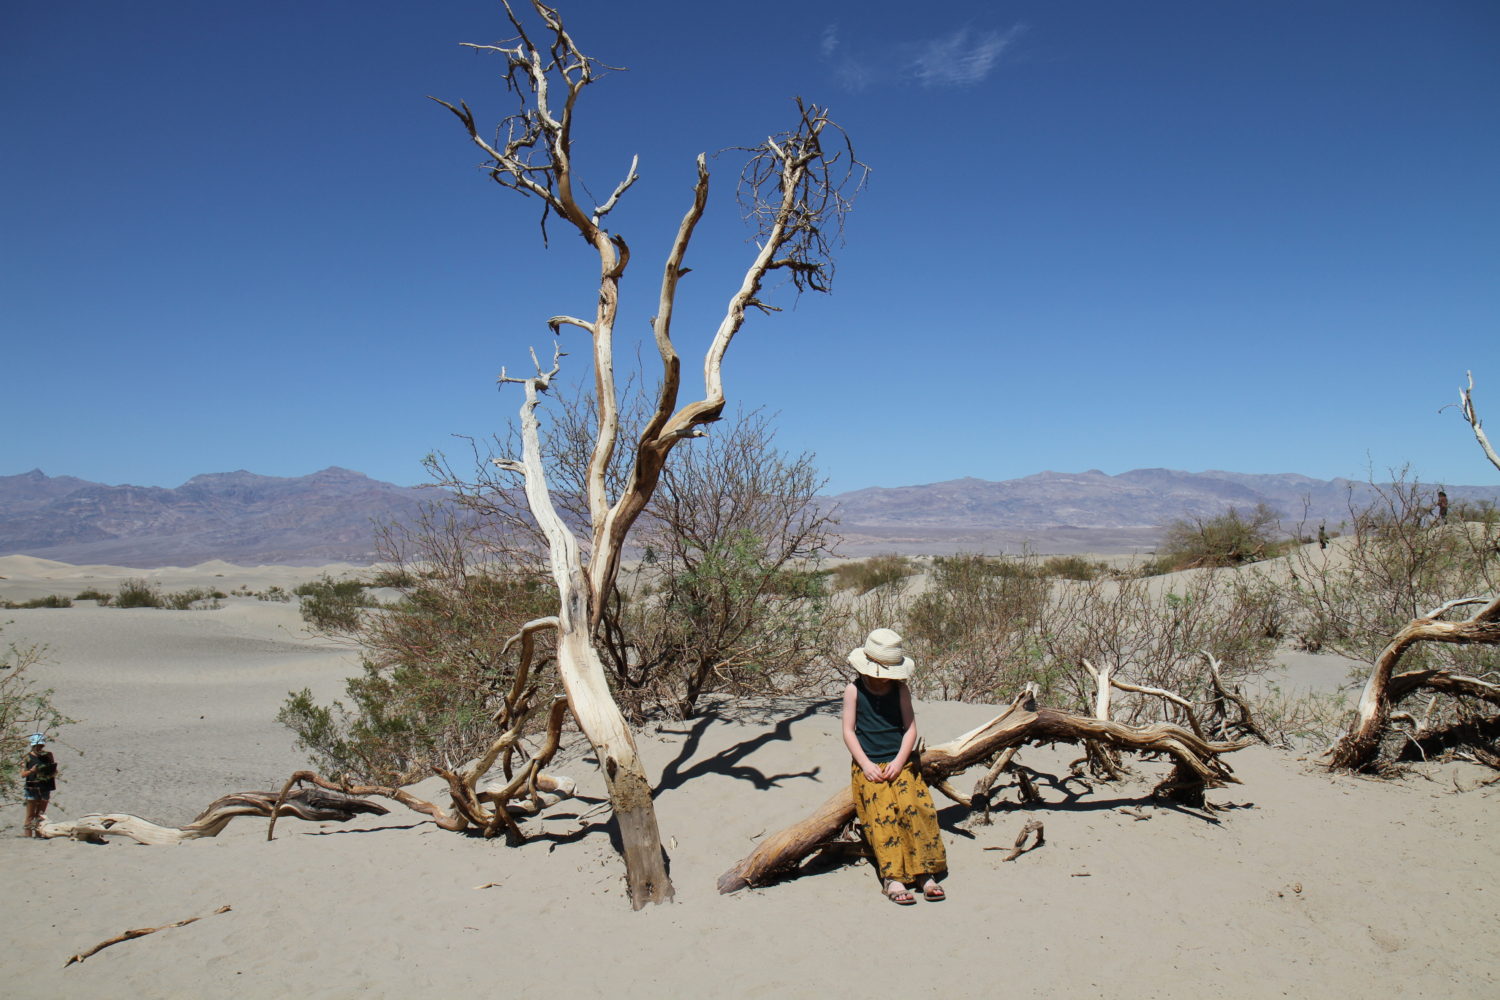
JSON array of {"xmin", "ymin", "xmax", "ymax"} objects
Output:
[
  {"xmin": 821, "ymin": 21, "xmax": 1018, "ymax": 93},
  {"xmin": 908, "ymin": 26, "xmax": 1017, "ymax": 88},
  {"xmin": 820, "ymin": 24, "xmax": 840, "ymax": 58}
]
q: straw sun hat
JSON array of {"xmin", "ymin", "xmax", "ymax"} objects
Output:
[{"xmin": 847, "ymin": 628, "xmax": 914, "ymax": 681}]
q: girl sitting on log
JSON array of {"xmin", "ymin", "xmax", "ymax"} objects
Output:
[{"xmin": 842, "ymin": 628, "xmax": 947, "ymax": 905}]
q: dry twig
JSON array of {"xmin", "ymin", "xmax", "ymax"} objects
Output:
[{"xmin": 65, "ymin": 905, "xmax": 231, "ymax": 967}]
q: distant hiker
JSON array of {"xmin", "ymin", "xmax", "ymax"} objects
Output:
[
  {"xmin": 1437, "ymin": 489, "xmax": 1449, "ymax": 521},
  {"xmin": 20, "ymin": 733, "xmax": 57, "ymax": 838},
  {"xmin": 842, "ymin": 628, "xmax": 947, "ymax": 905},
  {"xmin": 1318, "ymin": 524, "xmax": 1329, "ymax": 550}
]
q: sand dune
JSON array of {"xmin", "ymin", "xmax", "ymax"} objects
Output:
[{"xmin": 1, "ymin": 560, "xmax": 1496, "ymax": 998}]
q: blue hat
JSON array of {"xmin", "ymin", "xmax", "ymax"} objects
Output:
[{"xmin": 28, "ymin": 733, "xmax": 47, "ymax": 746}]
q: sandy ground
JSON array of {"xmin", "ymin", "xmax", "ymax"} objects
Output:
[{"xmin": 1, "ymin": 556, "xmax": 1497, "ymax": 999}]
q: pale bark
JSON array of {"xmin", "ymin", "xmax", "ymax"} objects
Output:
[
  {"xmin": 41, "ymin": 788, "xmax": 388, "ymax": 845},
  {"xmin": 1328, "ymin": 594, "xmax": 1500, "ymax": 770},
  {"xmin": 1455, "ymin": 371, "xmax": 1500, "ymax": 473},
  {"xmin": 1109, "ymin": 676, "xmax": 1205, "ymax": 739}
]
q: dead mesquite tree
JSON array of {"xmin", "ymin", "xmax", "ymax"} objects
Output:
[{"xmin": 432, "ymin": 1, "xmax": 863, "ymax": 907}]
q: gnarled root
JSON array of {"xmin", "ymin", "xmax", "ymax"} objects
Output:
[
  {"xmin": 41, "ymin": 788, "xmax": 388, "ymax": 845},
  {"xmin": 717, "ymin": 690, "xmax": 1251, "ymax": 893}
]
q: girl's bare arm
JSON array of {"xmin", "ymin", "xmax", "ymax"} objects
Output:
[{"xmin": 842, "ymin": 683, "xmax": 884, "ymax": 781}]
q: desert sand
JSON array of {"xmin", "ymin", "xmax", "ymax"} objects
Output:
[{"xmin": 1, "ymin": 554, "xmax": 1496, "ymax": 998}]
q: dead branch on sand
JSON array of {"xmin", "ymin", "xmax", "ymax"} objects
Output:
[
  {"xmin": 983, "ymin": 818, "xmax": 1045, "ymax": 862},
  {"xmin": 64, "ymin": 905, "xmax": 231, "ymax": 967},
  {"xmin": 39, "ymin": 788, "xmax": 388, "ymax": 845},
  {"xmin": 717, "ymin": 689, "xmax": 1252, "ymax": 892},
  {"xmin": 1327, "ymin": 595, "xmax": 1500, "ymax": 771}
]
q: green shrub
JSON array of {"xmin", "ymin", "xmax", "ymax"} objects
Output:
[
  {"xmin": 74, "ymin": 588, "xmax": 112, "ymax": 603},
  {"xmin": 115, "ymin": 578, "xmax": 163, "ymax": 608},
  {"xmin": 1, "ymin": 626, "xmax": 76, "ymax": 803},
  {"xmin": 2, "ymin": 595, "xmax": 72, "ymax": 609},
  {"xmin": 1039, "ymin": 555, "xmax": 1105, "ymax": 581},
  {"xmin": 163, "ymin": 588, "xmax": 223, "ymax": 610},
  {"xmin": 831, "ymin": 554, "xmax": 917, "ymax": 594},
  {"xmin": 368, "ymin": 567, "xmax": 417, "ymax": 588},
  {"xmin": 255, "ymin": 586, "xmax": 292, "ymax": 603},
  {"xmin": 1156, "ymin": 503, "xmax": 1281, "ymax": 571},
  {"xmin": 280, "ymin": 567, "xmax": 557, "ymax": 784},
  {"xmin": 295, "ymin": 576, "xmax": 377, "ymax": 632}
]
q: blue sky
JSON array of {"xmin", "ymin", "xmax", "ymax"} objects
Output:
[{"xmin": 4, "ymin": 0, "xmax": 1497, "ymax": 494}]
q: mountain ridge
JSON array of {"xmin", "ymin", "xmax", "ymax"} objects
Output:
[{"xmin": 2, "ymin": 466, "xmax": 1495, "ymax": 566}]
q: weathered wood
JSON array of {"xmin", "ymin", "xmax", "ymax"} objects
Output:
[
  {"xmin": 1329, "ymin": 595, "xmax": 1500, "ymax": 771},
  {"xmin": 983, "ymin": 819, "xmax": 1044, "ymax": 862},
  {"xmin": 65, "ymin": 905, "xmax": 231, "ymax": 967},
  {"xmin": 717, "ymin": 692, "xmax": 1251, "ymax": 892},
  {"xmin": 43, "ymin": 788, "xmax": 387, "ymax": 845},
  {"xmin": 1455, "ymin": 371, "xmax": 1500, "ymax": 473}
]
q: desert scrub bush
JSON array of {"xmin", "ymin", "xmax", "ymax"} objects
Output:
[
  {"xmin": 162, "ymin": 588, "xmax": 224, "ymax": 610},
  {"xmin": 294, "ymin": 575, "xmax": 376, "ymax": 632},
  {"xmin": 74, "ymin": 588, "xmax": 112, "ymax": 605},
  {"xmin": 255, "ymin": 585, "xmax": 292, "ymax": 603},
  {"xmin": 368, "ymin": 566, "xmax": 417, "ymax": 588},
  {"xmin": 905, "ymin": 553, "xmax": 1053, "ymax": 703},
  {"xmin": 1283, "ymin": 472, "xmax": 1499, "ymax": 670},
  {"xmin": 114, "ymin": 578, "xmax": 163, "ymax": 608},
  {"xmin": 831, "ymin": 554, "xmax": 917, "ymax": 595},
  {"xmin": 610, "ymin": 409, "xmax": 846, "ymax": 718},
  {"xmin": 1038, "ymin": 555, "xmax": 1108, "ymax": 581},
  {"xmin": 1155, "ymin": 503, "xmax": 1282, "ymax": 571},
  {"xmin": 279, "ymin": 509, "xmax": 562, "ymax": 784},
  {"xmin": 1252, "ymin": 683, "xmax": 1353, "ymax": 749},
  {"xmin": 0, "ymin": 626, "xmax": 75, "ymax": 803},
  {"xmin": 2, "ymin": 595, "xmax": 72, "ymax": 609}
]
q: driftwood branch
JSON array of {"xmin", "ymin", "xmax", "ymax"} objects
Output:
[
  {"xmin": 40, "ymin": 788, "xmax": 387, "ymax": 845},
  {"xmin": 1329, "ymin": 594, "xmax": 1500, "ymax": 770},
  {"xmin": 267, "ymin": 772, "xmax": 461, "ymax": 841},
  {"xmin": 65, "ymin": 905, "xmax": 231, "ymax": 967},
  {"xmin": 1109, "ymin": 676, "xmax": 1205, "ymax": 739},
  {"xmin": 717, "ymin": 691, "xmax": 1251, "ymax": 892},
  {"xmin": 1202, "ymin": 651, "xmax": 1270, "ymax": 743},
  {"xmin": 983, "ymin": 819, "xmax": 1044, "ymax": 862}
]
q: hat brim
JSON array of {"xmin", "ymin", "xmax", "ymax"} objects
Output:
[{"xmin": 847, "ymin": 648, "xmax": 913, "ymax": 681}]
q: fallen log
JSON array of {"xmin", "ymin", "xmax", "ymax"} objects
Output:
[
  {"xmin": 39, "ymin": 788, "xmax": 386, "ymax": 845},
  {"xmin": 717, "ymin": 691, "xmax": 1251, "ymax": 893}
]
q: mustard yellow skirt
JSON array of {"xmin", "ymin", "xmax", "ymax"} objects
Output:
[{"xmin": 850, "ymin": 760, "xmax": 948, "ymax": 883}]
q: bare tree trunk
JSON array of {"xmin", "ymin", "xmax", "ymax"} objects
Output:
[
  {"xmin": 555, "ymin": 626, "xmax": 673, "ymax": 907},
  {"xmin": 1328, "ymin": 595, "xmax": 1500, "ymax": 771}
]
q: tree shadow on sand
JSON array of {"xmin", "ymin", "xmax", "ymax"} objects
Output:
[{"xmin": 652, "ymin": 700, "xmax": 832, "ymax": 794}]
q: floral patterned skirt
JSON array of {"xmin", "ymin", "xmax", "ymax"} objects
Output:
[{"xmin": 850, "ymin": 760, "xmax": 947, "ymax": 883}]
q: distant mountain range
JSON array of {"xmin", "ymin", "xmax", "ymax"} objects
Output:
[
  {"xmin": 831, "ymin": 469, "xmax": 1498, "ymax": 555},
  {"xmin": 2, "ymin": 466, "xmax": 1495, "ymax": 566},
  {"xmin": 0, "ymin": 468, "xmax": 432, "ymax": 567}
]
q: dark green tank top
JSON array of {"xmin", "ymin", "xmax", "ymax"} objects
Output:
[{"xmin": 854, "ymin": 677, "xmax": 905, "ymax": 762}]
